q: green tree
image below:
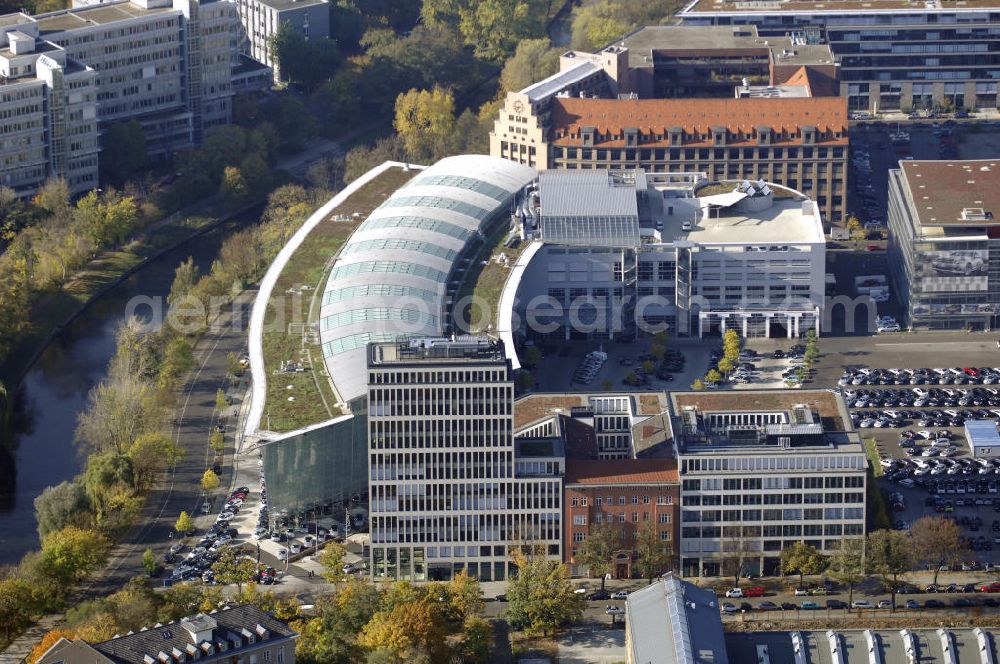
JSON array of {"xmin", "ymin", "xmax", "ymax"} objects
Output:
[
  {"xmin": 38, "ymin": 526, "xmax": 110, "ymax": 585},
  {"xmin": 159, "ymin": 336, "xmax": 195, "ymax": 388},
  {"xmin": 211, "ymin": 547, "xmax": 257, "ymax": 594},
  {"xmin": 215, "ymin": 388, "xmax": 228, "ymax": 415},
  {"xmin": 128, "ymin": 432, "xmax": 182, "ymax": 493},
  {"xmin": 506, "ymin": 549, "xmax": 585, "ymax": 636},
  {"xmin": 393, "ymin": 86, "xmax": 456, "ymax": 162},
  {"xmin": 141, "ymin": 548, "xmax": 157, "ymax": 576},
  {"xmin": 456, "ymin": 615, "xmax": 493, "ymax": 663},
  {"xmin": 634, "ymin": 520, "xmax": 673, "ymax": 582},
  {"xmin": 317, "ymin": 541, "xmax": 347, "ymax": 583},
  {"xmin": 691, "ymin": 378, "xmax": 705, "ymax": 390},
  {"xmin": 0, "ymin": 578, "xmax": 37, "ymax": 643},
  {"xmin": 210, "ymin": 430, "xmax": 225, "ymax": 453},
  {"xmin": 780, "ymin": 541, "xmax": 827, "ymax": 588},
  {"xmin": 167, "ymin": 256, "xmax": 200, "ymax": 306},
  {"xmin": 175, "ymin": 511, "xmax": 194, "ymax": 535},
  {"xmin": 717, "ymin": 357, "xmax": 734, "ymax": 375},
  {"xmin": 268, "ymin": 22, "xmax": 339, "ymax": 89},
  {"xmin": 500, "ymin": 38, "xmax": 560, "ymax": 92},
  {"xmin": 200, "ymin": 469, "xmax": 220, "ymax": 495},
  {"xmin": 34, "ymin": 480, "xmax": 90, "ymax": 539},
  {"xmin": 219, "ymin": 166, "xmax": 248, "ymax": 204},
  {"xmin": 423, "ymin": 0, "xmax": 548, "ymax": 60},
  {"xmin": 866, "ymin": 529, "xmax": 914, "ymax": 605},
  {"xmin": 642, "ymin": 359, "xmax": 655, "ymax": 374},
  {"xmin": 571, "ymin": 9, "xmax": 630, "ymax": 51},
  {"xmin": 100, "ymin": 120, "xmax": 146, "ymax": 185},
  {"xmin": 705, "ymin": 368, "xmax": 722, "ymax": 384},
  {"xmin": 82, "ymin": 453, "xmax": 134, "ymax": 524},
  {"xmin": 359, "ymin": 599, "xmax": 448, "ymax": 662},
  {"xmin": 516, "ymin": 370, "xmax": 534, "ymax": 392},
  {"xmin": 827, "ymin": 537, "xmax": 866, "ymax": 605},
  {"xmin": 443, "ymin": 571, "xmax": 484, "ymax": 622},
  {"xmin": 909, "ymin": 516, "xmax": 967, "ymax": 585},
  {"xmin": 522, "ymin": 346, "xmax": 543, "ymax": 368}
]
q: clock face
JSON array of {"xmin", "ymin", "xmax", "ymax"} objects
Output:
[{"xmin": 512, "ymin": 100, "xmax": 524, "ymax": 114}]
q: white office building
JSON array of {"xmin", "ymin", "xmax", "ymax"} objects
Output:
[
  {"xmin": 669, "ymin": 390, "xmax": 866, "ymax": 578},
  {"xmin": 367, "ymin": 337, "xmax": 562, "ymax": 582},
  {"xmin": 0, "ymin": 23, "xmax": 99, "ymax": 194},
  {"xmin": 1, "ymin": 0, "xmax": 262, "ymax": 193},
  {"xmin": 235, "ymin": 0, "xmax": 328, "ymax": 81},
  {"xmin": 504, "ymin": 170, "xmax": 826, "ymax": 341}
]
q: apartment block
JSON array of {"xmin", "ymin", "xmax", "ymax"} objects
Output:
[
  {"xmin": 887, "ymin": 159, "xmax": 1000, "ymax": 331},
  {"xmin": 366, "ymin": 337, "xmax": 562, "ymax": 582},
  {"xmin": 506, "ymin": 170, "xmax": 826, "ymax": 340},
  {"xmin": 0, "ymin": 19, "xmax": 98, "ymax": 194},
  {"xmin": 0, "ymin": 0, "xmax": 257, "ymax": 194},
  {"xmin": 235, "ymin": 0, "xmax": 328, "ymax": 81},
  {"xmin": 670, "ymin": 390, "xmax": 866, "ymax": 578},
  {"xmin": 677, "ymin": 0, "xmax": 1000, "ymax": 113}
]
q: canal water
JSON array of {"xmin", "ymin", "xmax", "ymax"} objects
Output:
[{"xmin": 0, "ymin": 218, "xmax": 250, "ymax": 564}]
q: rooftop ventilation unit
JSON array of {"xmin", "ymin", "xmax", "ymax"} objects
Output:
[{"xmin": 961, "ymin": 207, "xmax": 991, "ymax": 221}]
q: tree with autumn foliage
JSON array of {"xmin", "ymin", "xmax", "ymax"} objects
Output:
[{"xmin": 27, "ymin": 629, "xmax": 74, "ymax": 664}]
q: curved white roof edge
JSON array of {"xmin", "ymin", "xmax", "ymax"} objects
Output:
[
  {"xmin": 497, "ymin": 240, "xmax": 544, "ymax": 372},
  {"xmin": 244, "ymin": 160, "xmax": 423, "ymax": 439},
  {"xmin": 318, "ymin": 155, "xmax": 536, "ymax": 404}
]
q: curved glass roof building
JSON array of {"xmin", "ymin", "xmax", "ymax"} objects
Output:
[{"xmin": 319, "ymin": 155, "xmax": 536, "ymax": 405}]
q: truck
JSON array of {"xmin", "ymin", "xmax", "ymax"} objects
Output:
[{"xmin": 855, "ymin": 275, "xmax": 890, "ymax": 303}]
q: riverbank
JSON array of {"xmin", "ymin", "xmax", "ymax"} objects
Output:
[{"xmin": 0, "ymin": 197, "xmax": 263, "ymax": 390}]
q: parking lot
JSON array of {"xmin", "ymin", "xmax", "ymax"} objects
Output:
[{"xmin": 837, "ymin": 364, "xmax": 1000, "ymax": 563}]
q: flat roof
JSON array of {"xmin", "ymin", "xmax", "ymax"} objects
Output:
[
  {"xmin": 671, "ymin": 389, "xmax": 852, "ymax": 433},
  {"xmin": 35, "ymin": 1, "xmax": 176, "ymax": 35},
  {"xmin": 966, "ymin": 420, "xmax": 1000, "ymax": 448},
  {"xmin": 252, "ymin": 0, "xmax": 327, "ymax": 11},
  {"xmin": 622, "ymin": 24, "xmax": 834, "ymax": 68},
  {"xmin": 899, "ymin": 160, "xmax": 1000, "ymax": 228},
  {"xmin": 538, "ymin": 169, "xmax": 640, "ymax": 218},
  {"xmin": 660, "ymin": 189, "xmax": 824, "ymax": 244},
  {"xmin": 0, "ymin": 13, "xmax": 34, "ymax": 28},
  {"xmin": 679, "ymin": 0, "xmax": 1000, "ymax": 14}
]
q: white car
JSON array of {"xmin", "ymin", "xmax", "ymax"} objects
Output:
[
  {"xmin": 852, "ymin": 600, "xmax": 874, "ymax": 609},
  {"xmin": 917, "ymin": 430, "xmax": 933, "ymax": 440},
  {"xmin": 277, "ymin": 548, "xmax": 288, "ymax": 561},
  {"xmin": 605, "ymin": 606, "xmax": 625, "ymax": 616},
  {"xmin": 725, "ymin": 588, "xmax": 744, "ymax": 598},
  {"xmin": 290, "ymin": 542, "xmax": 302, "ymax": 554},
  {"xmin": 610, "ymin": 591, "xmax": 629, "ymax": 600},
  {"xmin": 877, "ymin": 324, "xmax": 901, "ymax": 333}
]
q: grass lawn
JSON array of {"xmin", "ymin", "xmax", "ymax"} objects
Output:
[
  {"xmin": 865, "ymin": 437, "xmax": 884, "ymax": 478},
  {"xmin": 261, "ymin": 166, "xmax": 416, "ymax": 432},
  {"xmin": 455, "ymin": 225, "xmax": 530, "ymax": 334}
]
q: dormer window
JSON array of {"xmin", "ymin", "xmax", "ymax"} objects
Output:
[
  {"xmin": 712, "ymin": 127, "xmax": 726, "ymax": 146},
  {"xmin": 582, "ymin": 126, "xmax": 595, "ymax": 147},
  {"xmin": 668, "ymin": 126, "xmax": 683, "ymax": 147},
  {"xmin": 624, "ymin": 127, "xmax": 638, "ymax": 147},
  {"xmin": 757, "ymin": 126, "xmax": 771, "ymax": 146},
  {"xmin": 802, "ymin": 126, "xmax": 816, "ymax": 145}
]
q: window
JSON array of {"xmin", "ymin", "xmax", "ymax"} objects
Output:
[
  {"xmin": 263, "ymin": 652, "xmax": 271, "ymax": 663},
  {"xmin": 632, "ymin": 495, "xmax": 639, "ymax": 504},
  {"xmin": 619, "ymin": 513, "xmax": 626, "ymax": 523},
  {"xmin": 632, "ymin": 512, "xmax": 639, "ymax": 522},
  {"xmin": 659, "ymin": 513, "xmax": 671, "ymax": 524},
  {"xmin": 573, "ymin": 515, "xmax": 587, "ymax": 526},
  {"xmin": 573, "ymin": 532, "xmax": 586, "ymax": 542},
  {"xmin": 571, "ymin": 497, "xmax": 579, "ymax": 507},
  {"xmin": 643, "ymin": 495, "xmax": 650, "ymax": 504},
  {"xmin": 277, "ymin": 648, "xmax": 284, "ymax": 664},
  {"xmin": 660, "ymin": 531, "xmax": 671, "ymax": 541}
]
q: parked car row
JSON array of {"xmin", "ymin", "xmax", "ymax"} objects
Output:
[
  {"xmin": 721, "ymin": 596, "xmax": 1000, "ymax": 613},
  {"xmin": 847, "ymin": 386, "xmax": 1000, "ymax": 409},
  {"xmin": 841, "ymin": 367, "xmax": 1000, "ymax": 387},
  {"xmin": 573, "ymin": 350, "xmax": 607, "ymax": 385}
]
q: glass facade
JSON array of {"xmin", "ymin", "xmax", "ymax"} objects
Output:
[{"xmin": 260, "ymin": 405, "xmax": 370, "ymax": 531}]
